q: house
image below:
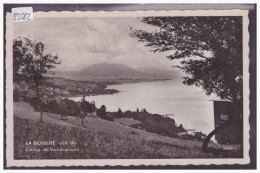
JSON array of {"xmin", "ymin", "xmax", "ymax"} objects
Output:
[
  {"xmin": 41, "ymin": 95, "xmax": 63, "ymax": 105},
  {"xmin": 42, "ymin": 95, "xmax": 48, "ymax": 104},
  {"xmin": 212, "ymin": 100, "xmax": 242, "ymax": 144},
  {"xmin": 86, "ymin": 112, "xmax": 97, "ymax": 117}
]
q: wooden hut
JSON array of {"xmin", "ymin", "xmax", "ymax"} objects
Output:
[{"xmin": 212, "ymin": 100, "xmax": 242, "ymax": 144}]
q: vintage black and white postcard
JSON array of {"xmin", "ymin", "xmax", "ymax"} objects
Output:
[{"xmin": 4, "ymin": 5, "xmax": 255, "ymax": 168}]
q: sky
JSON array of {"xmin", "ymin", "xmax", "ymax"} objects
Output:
[{"xmin": 13, "ymin": 17, "xmax": 177, "ymax": 71}]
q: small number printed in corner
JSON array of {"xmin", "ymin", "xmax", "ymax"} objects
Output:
[{"xmin": 12, "ymin": 7, "xmax": 33, "ymax": 22}]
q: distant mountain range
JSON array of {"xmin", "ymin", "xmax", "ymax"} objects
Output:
[{"xmin": 51, "ymin": 63, "xmax": 179, "ymax": 81}]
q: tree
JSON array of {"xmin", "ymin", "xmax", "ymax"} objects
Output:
[
  {"xmin": 97, "ymin": 105, "xmax": 106, "ymax": 118},
  {"xmin": 130, "ymin": 17, "xmax": 242, "ymax": 102},
  {"xmin": 63, "ymin": 98, "xmax": 80, "ymax": 117},
  {"xmin": 80, "ymin": 96, "xmax": 93, "ymax": 114},
  {"xmin": 57, "ymin": 101, "xmax": 68, "ymax": 120},
  {"xmin": 13, "ymin": 37, "xmax": 61, "ymax": 122},
  {"xmin": 130, "ymin": 17, "xmax": 243, "ymax": 151},
  {"xmin": 141, "ymin": 108, "xmax": 147, "ymax": 113},
  {"xmin": 117, "ymin": 108, "xmax": 123, "ymax": 118}
]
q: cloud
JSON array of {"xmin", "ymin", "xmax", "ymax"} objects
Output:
[
  {"xmin": 13, "ymin": 17, "xmax": 175, "ymax": 71},
  {"xmin": 81, "ymin": 18, "xmax": 121, "ymax": 54}
]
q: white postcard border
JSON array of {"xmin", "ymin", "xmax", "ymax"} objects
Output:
[{"xmin": 5, "ymin": 9, "xmax": 250, "ymax": 167}]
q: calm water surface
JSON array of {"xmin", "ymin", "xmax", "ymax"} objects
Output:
[{"xmin": 70, "ymin": 80, "xmax": 214, "ymax": 134}]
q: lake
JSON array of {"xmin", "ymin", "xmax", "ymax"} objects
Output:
[{"xmin": 70, "ymin": 80, "xmax": 214, "ymax": 134}]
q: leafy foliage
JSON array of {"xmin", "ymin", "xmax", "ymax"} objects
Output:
[
  {"xmin": 62, "ymin": 98, "xmax": 80, "ymax": 116},
  {"xmin": 97, "ymin": 105, "xmax": 107, "ymax": 118},
  {"xmin": 117, "ymin": 108, "xmax": 123, "ymax": 118},
  {"xmin": 80, "ymin": 96, "xmax": 94, "ymax": 115},
  {"xmin": 13, "ymin": 37, "xmax": 61, "ymax": 85},
  {"xmin": 130, "ymin": 17, "xmax": 243, "ymax": 101},
  {"xmin": 13, "ymin": 37, "xmax": 61, "ymax": 121}
]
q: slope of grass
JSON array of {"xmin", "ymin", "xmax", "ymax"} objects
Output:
[{"xmin": 14, "ymin": 117, "xmax": 241, "ymax": 159}]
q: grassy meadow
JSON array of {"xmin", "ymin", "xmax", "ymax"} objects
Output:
[{"xmin": 14, "ymin": 117, "xmax": 241, "ymax": 159}]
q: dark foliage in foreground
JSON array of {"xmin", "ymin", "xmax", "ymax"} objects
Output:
[{"xmin": 130, "ymin": 17, "xmax": 243, "ymax": 102}]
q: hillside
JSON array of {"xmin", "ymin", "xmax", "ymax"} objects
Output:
[
  {"xmin": 79, "ymin": 63, "xmax": 148, "ymax": 79},
  {"xmin": 14, "ymin": 102, "xmax": 241, "ymax": 159},
  {"xmin": 52, "ymin": 63, "xmax": 178, "ymax": 81}
]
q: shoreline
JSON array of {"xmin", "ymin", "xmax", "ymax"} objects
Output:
[
  {"xmin": 104, "ymin": 78, "xmax": 172, "ymax": 85},
  {"xmin": 60, "ymin": 78, "xmax": 173, "ymax": 98}
]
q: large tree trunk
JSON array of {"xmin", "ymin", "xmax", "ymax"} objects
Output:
[
  {"xmin": 35, "ymin": 84, "xmax": 43, "ymax": 122},
  {"xmin": 201, "ymin": 121, "xmax": 231, "ymax": 152},
  {"xmin": 202, "ymin": 99, "xmax": 243, "ymax": 154},
  {"xmin": 202, "ymin": 118, "xmax": 243, "ymax": 153}
]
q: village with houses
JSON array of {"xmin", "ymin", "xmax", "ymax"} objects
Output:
[{"xmin": 14, "ymin": 76, "xmax": 118, "ymax": 103}]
